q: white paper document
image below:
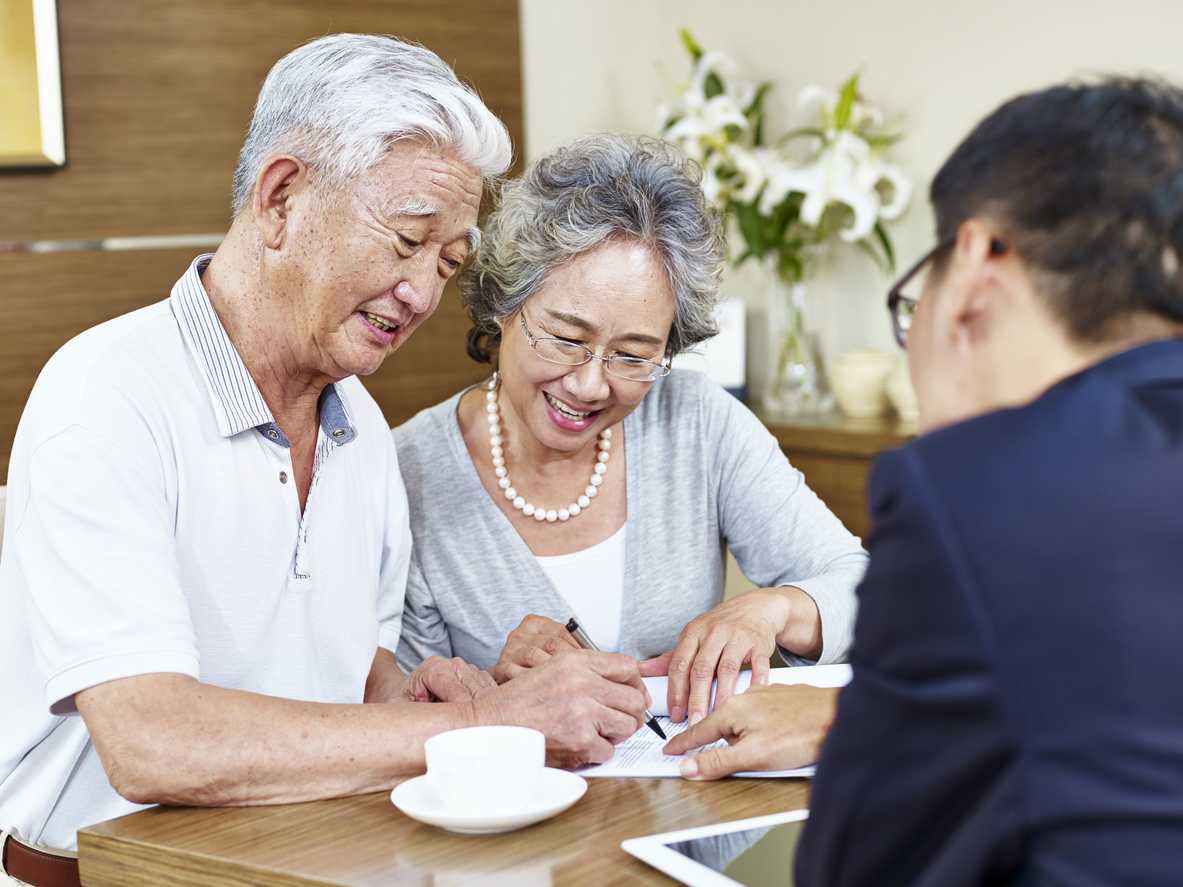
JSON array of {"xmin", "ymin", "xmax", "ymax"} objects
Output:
[
  {"xmin": 580, "ymin": 664, "xmax": 852, "ymax": 779},
  {"xmin": 579, "ymin": 715, "xmax": 815, "ymax": 778}
]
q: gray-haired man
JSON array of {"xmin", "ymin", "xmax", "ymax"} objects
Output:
[{"xmin": 0, "ymin": 35, "xmax": 648, "ymax": 882}]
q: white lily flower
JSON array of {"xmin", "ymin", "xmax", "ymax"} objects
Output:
[
  {"xmin": 733, "ymin": 146, "xmax": 774, "ymax": 204},
  {"xmin": 843, "ymin": 134, "xmax": 912, "ymax": 222},
  {"xmin": 729, "ymin": 79, "xmax": 757, "ymax": 113},
  {"xmin": 655, "ymin": 101, "xmax": 673, "ymax": 131},
  {"xmin": 664, "ymin": 94, "xmax": 747, "ymax": 144},
  {"xmin": 670, "ymin": 132, "xmax": 706, "ymax": 163},
  {"xmin": 680, "ymin": 83, "xmax": 707, "ymax": 113},
  {"xmin": 852, "ymin": 102, "xmax": 884, "ymax": 128},
  {"xmin": 660, "ymin": 36, "xmax": 912, "ymax": 274},
  {"xmin": 692, "ymin": 51, "xmax": 738, "ymax": 92},
  {"xmin": 759, "ymin": 157, "xmax": 816, "ymax": 216},
  {"xmin": 760, "ymin": 132, "xmax": 882, "ymax": 242},
  {"xmin": 700, "ymin": 166, "xmax": 723, "ymax": 205},
  {"xmin": 798, "ymin": 84, "xmax": 835, "ymax": 112},
  {"xmin": 871, "ymin": 161, "xmax": 912, "ymax": 220},
  {"xmin": 819, "ymin": 132, "xmax": 880, "ymax": 241},
  {"xmin": 797, "ymin": 84, "xmax": 885, "ymax": 131}
]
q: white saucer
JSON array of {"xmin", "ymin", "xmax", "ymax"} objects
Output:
[{"xmin": 391, "ymin": 768, "xmax": 587, "ymax": 834}]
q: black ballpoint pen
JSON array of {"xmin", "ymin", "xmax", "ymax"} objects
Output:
[{"xmin": 565, "ymin": 617, "xmax": 667, "ymax": 740}]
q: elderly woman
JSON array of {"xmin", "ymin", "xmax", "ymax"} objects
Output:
[{"xmin": 393, "ymin": 133, "xmax": 867, "ymax": 725}]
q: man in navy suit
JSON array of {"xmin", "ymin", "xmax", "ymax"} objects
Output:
[{"xmin": 667, "ymin": 78, "xmax": 1183, "ymax": 884}]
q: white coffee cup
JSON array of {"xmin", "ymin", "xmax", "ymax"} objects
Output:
[{"xmin": 424, "ymin": 725, "xmax": 546, "ymax": 817}]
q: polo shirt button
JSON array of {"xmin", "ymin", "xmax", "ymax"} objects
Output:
[{"xmin": 279, "ymin": 471, "xmax": 288, "ymax": 484}]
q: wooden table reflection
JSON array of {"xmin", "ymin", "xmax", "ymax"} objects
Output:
[{"xmin": 77, "ymin": 777, "xmax": 810, "ymax": 886}]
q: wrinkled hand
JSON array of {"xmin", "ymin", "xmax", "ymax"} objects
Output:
[
  {"xmin": 662, "ymin": 684, "xmax": 839, "ymax": 780},
  {"xmin": 641, "ymin": 588, "xmax": 798, "ymax": 726},
  {"xmin": 390, "ymin": 656, "xmax": 498, "ymax": 704},
  {"xmin": 489, "ymin": 614, "xmax": 581, "ymax": 684},
  {"xmin": 477, "ymin": 648, "xmax": 649, "ymax": 768}
]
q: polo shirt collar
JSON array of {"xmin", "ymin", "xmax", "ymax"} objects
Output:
[{"xmin": 170, "ymin": 254, "xmax": 358, "ymax": 448}]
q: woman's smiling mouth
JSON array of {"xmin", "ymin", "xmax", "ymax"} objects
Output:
[{"xmin": 545, "ymin": 391, "xmax": 594, "ymax": 421}]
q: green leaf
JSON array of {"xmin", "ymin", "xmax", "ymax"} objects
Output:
[
  {"xmin": 704, "ymin": 71, "xmax": 725, "ymax": 100},
  {"xmin": 680, "ymin": 28, "xmax": 703, "ymax": 63},
  {"xmin": 723, "ymin": 121, "xmax": 745, "ymax": 142},
  {"xmin": 874, "ymin": 220, "xmax": 896, "ymax": 273},
  {"xmin": 864, "ymin": 133, "xmax": 904, "ymax": 149},
  {"xmin": 855, "ymin": 237, "xmax": 885, "ymax": 272},
  {"xmin": 747, "ymin": 82, "xmax": 773, "ymax": 146},
  {"xmin": 733, "ymin": 201, "xmax": 768, "ymax": 260},
  {"xmin": 752, "ymin": 109, "xmax": 766, "ymax": 147},
  {"xmin": 734, "ymin": 246, "xmax": 758, "ymax": 268},
  {"xmin": 746, "ymin": 82, "xmax": 773, "ymax": 116},
  {"xmin": 778, "ymin": 127, "xmax": 828, "ymax": 146},
  {"xmin": 833, "ymin": 71, "xmax": 861, "ymax": 131}
]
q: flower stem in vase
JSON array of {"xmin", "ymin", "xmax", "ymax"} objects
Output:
[{"xmin": 763, "ymin": 267, "xmax": 833, "ymax": 415}]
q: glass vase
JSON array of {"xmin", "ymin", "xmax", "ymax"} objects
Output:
[{"xmin": 761, "ymin": 258, "xmax": 833, "ymax": 415}]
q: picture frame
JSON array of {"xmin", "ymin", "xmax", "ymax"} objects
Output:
[{"xmin": 0, "ymin": 0, "xmax": 64, "ymax": 167}]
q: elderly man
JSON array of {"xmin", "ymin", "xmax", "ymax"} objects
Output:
[
  {"xmin": 668, "ymin": 78, "xmax": 1183, "ymax": 884},
  {"xmin": 0, "ymin": 34, "xmax": 648, "ymax": 882}
]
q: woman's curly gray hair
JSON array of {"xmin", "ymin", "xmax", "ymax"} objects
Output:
[{"xmin": 461, "ymin": 133, "xmax": 727, "ymax": 363}]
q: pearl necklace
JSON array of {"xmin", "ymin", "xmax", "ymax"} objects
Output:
[{"xmin": 486, "ymin": 373, "xmax": 611, "ymax": 523}]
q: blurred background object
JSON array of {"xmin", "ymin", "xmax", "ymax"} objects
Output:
[
  {"xmin": 831, "ymin": 350, "xmax": 895, "ymax": 418},
  {"xmin": 657, "ymin": 31, "xmax": 911, "ymax": 415},
  {"xmin": 0, "ymin": 0, "xmax": 64, "ymax": 168}
]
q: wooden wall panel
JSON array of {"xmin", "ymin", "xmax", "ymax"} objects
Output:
[{"xmin": 0, "ymin": 0, "xmax": 522, "ymax": 479}]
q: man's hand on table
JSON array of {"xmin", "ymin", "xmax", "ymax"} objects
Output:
[
  {"xmin": 477, "ymin": 648, "xmax": 649, "ymax": 769},
  {"xmin": 488, "ymin": 614, "xmax": 581, "ymax": 683},
  {"xmin": 391, "ymin": 656, "xmax": 498, "ymax": 703},
  {"xmin": 639, "ymin": 586, "xmax": 822, "ymax": 726},
  {"xmin": 364, "ymin": 647, "xmax": 495, "ymax": 704},
  {"xmin": 662, "ymin": 683, "xmax": 839, "ymax": 780}
]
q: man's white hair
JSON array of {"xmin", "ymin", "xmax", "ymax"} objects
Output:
[{"xmin": 231, "ymin": 34, "xmax": 513, "ymax": 216}]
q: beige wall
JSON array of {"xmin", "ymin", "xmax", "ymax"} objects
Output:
[{"xmin": 519, "ymin": 0, "xmax": 1183, "ymax": 396}]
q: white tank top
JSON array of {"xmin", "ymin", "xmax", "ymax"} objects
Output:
[{"xmin": 534, "ymin": 523, "xmax": 627, "ymax": 652}]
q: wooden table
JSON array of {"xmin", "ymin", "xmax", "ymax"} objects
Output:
[{"xmin": 77, "ymin": 777, "xmax": 810, "ymax": 886}]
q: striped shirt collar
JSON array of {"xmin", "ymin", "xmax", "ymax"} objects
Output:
[{"xmin": 170, "ymin": 255, "xmax": 357, "ymax": 448}]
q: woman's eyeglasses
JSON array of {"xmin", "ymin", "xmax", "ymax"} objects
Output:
[{"xmin": 520, "ymin": 312, "xmax": 670, "ymax": 382}]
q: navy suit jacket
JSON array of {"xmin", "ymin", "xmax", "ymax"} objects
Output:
[{"xmin": 797, "ymin": 339, "xmax": 1183, "ymax": 886}]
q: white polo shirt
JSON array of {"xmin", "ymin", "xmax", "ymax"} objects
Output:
[{"xmin": 0, "ymin": 256, "xmax": 411, "ymax": 850}]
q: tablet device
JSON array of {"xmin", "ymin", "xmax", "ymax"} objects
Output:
[{"xmin": 622, "ymin": 809, "xmax": 808, "ymax": 887}]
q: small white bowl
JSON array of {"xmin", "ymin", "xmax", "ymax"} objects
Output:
[{"xmin": 831, "ymin": 350, "xmax": 895, "ymax": 418}]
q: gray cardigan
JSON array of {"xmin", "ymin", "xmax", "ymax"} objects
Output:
[{"xmin": 393, "ymin": 370, "xmax": 867, "ymax": 671}]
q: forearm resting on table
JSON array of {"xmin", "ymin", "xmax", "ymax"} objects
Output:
[{"xmin": 76, "ymin": 671, "xmax": 479, "ymax": 808}]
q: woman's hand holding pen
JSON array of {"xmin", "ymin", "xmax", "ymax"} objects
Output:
[
  {"xmin": 639, "ymin": 586, "xmax": 823, "ymax": 725},
  {"xmin": 489, "ymin": 614, "xmax": 581, "ymax": 683}
]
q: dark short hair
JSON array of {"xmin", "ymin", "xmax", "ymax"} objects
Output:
[
  {"xmin": 460, "ymin": 133, "xmax": 726, "ymax": 364},
  {"xmin": 931, "ymin": 77, "xmax": 1183, "ymax": 342}
]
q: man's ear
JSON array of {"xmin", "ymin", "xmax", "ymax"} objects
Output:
[
  {"xmin": 251, "ymin": 156, "xmax": 306, "ymax": 250},
  {"xmin": 944, "ymin": 218, "xmax": 1009, "ymax": 345}
]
